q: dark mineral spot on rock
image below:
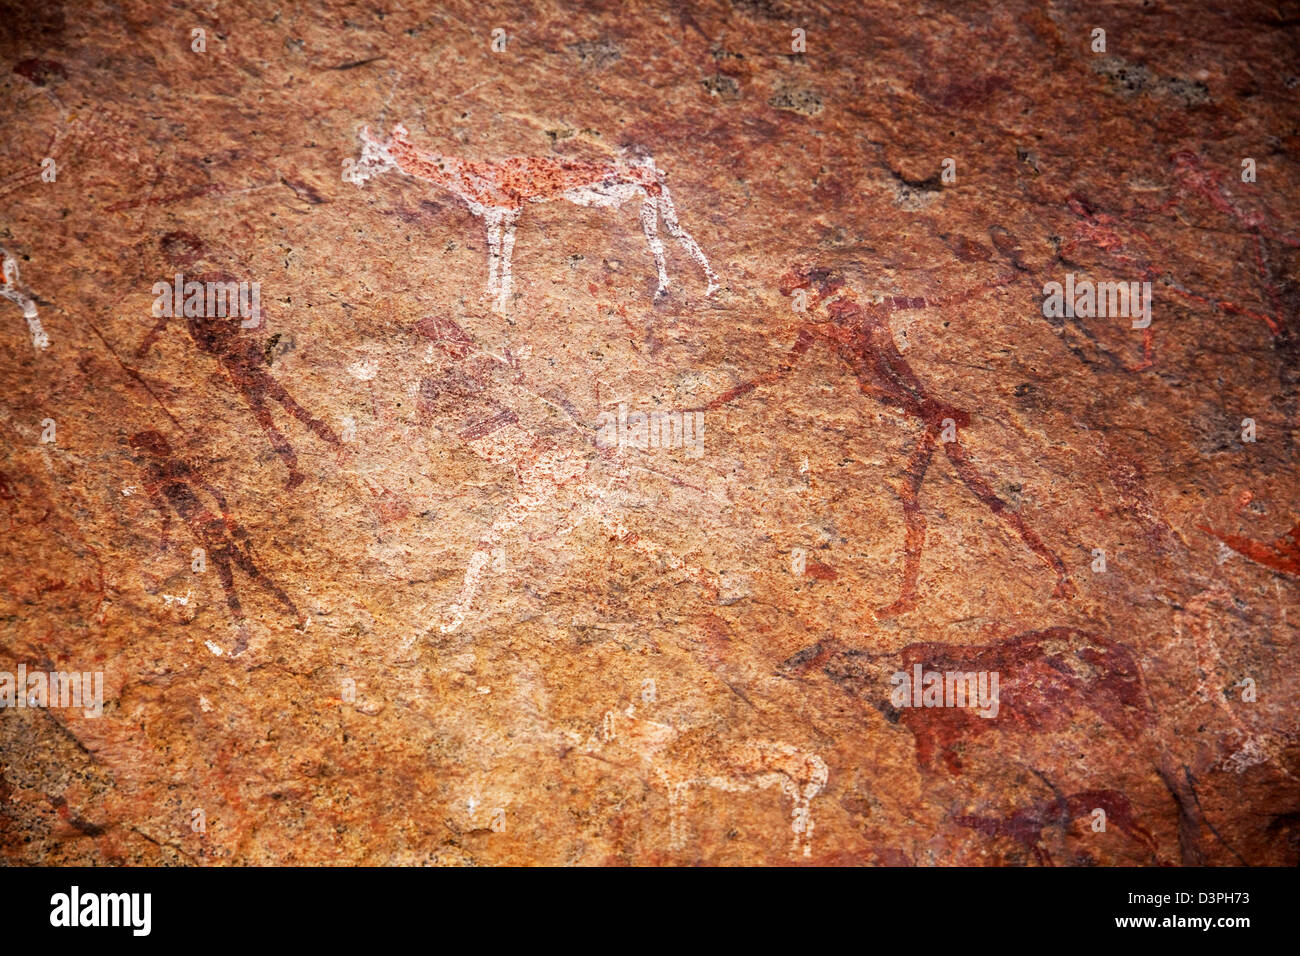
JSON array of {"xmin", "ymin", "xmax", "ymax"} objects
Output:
[
  {"xmin": 568, "ymin": 39, "xmax": 621, "ymax": 69},
  {"xmin": 702, "ymin": 73, "xmax": 741, "ymax": 99},
  {"xmin": 13, "ymin": 58, "xmax": 67, "ymax": 86},
  {"xmin": 768, "ymin": 86, "xmax": 822, "ymax": 115}
]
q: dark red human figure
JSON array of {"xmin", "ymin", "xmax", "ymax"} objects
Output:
[
  {"xmin": 711, "ymin": 265, "xmax": 1073, "ymax": 617},
  {"xmin": 136, "ymin": 273, "xmax": 338, "ymax": 489},
  {"xmin": 128, "ymin": 430, "xmax": 299, "ymax": 656}
]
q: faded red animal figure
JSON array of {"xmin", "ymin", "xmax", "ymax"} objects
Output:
[
  {"xmin": 127, "ymin": 430, "xmax": 300, "ymax": 657},
  {"xmin": 347, "ymin": 125, "xmax": 719, "ymax": 311},
  {"xmin": 136, "ymin": 274, "xmax": 338, "ymax": 489},
  {"xmin": 787, "ymin": 627, "xmax": 1151, "ymax": 775},
  {"xmin": 714, "ymin": 264, "xmax": 1073, "ymax": 617},
  {"xmin": 784, "ymin": 628, "xmax": 1247, "ymax": 863},
  {"xmin": 956, "ymin": 782, "xmax": 1157, "ymax": 866},
  {"xmin": 1046, "ymin": 199, "xmax": 1162, "ymax": 371},
  {"xmin": 1040, "ymin": 151, "xmax": 1299, "ymax": 370}
]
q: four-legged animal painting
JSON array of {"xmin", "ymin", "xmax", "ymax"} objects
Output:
[{"xmin": 346, "ymin": 125, "xmax": 719, "ymax": 311}]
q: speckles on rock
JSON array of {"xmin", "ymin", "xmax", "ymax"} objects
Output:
[
  {"xmin": 544, "ymin": 127, "xmax": 601, "ymax": 146},
  {"xmin": 1093, "ymin": 56, "xmax": 1156, "ymax": 98},
  {"xmin": 729, "ymin": 0, "xmax": 796, "ymax": 19},
  {"xmin": 887, "ymin": 168, "xmax": 943, "ymax": 210},
  {"xmin": 568, "ymin": 38, "xmax": 621, "ymax": 69},
  {"xmin": 816, "ymin": 223, "xmax": 851, "ymax": 247},
  {"xmin": 702, "ymin": 73, "xmax": 741, "ymax": 100},
  {"xmin": 768, "ymin": 86, "xmax": 822, "ymax": 116},
  {"xmin": 1092, "ymin": 55, "xmax": 1211, "ymax": 106},
  {"xmin": 1016, "ymin": 147, "xmax": 1041, "ymax": 176},
  {"xmin": 1162, "ymin": 75, "xmax": 1212, "ymax": 106},
  {"xmin": 1012, "ymin": 382, "xmax": 1043, "ymax": 410}
]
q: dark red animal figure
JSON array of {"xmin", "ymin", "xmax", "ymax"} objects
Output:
[
  {"xmin": 788, "ymin": 627, "xmax": 1150, "ymax": 775},
  {"xmin": 956, "ymin": 782, "xmax": 1157, "ymax": 865},
  {"xmin": 783, "ymin": 628, "xmax": 1165, "ymax": 863}
]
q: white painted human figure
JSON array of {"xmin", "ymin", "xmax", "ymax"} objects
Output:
[
  {"xmin": 438, "ymin": 421, "xmax": 713, "ymax": 635},
  {"xmin": 1, "ymin": 246, "xmax": 48, "ymax": 349},
  {"xmin": 345, "ymin": 125, "xmax": 720, "ymax": 311},
  {"xmin": 417, "ymin": 314, "xmax": 715, "ymax": 635}
]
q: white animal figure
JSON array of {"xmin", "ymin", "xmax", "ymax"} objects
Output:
[
  {"xmin": 346, "ymin": 124, "xmax": 719, "ymax": 311},
  {"xmin": 585, "ymin": 703, "xmax": 829, "ymax": 858}
]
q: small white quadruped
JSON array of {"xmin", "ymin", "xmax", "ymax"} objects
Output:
[
  {"xmin": 345, "ymin": 124, "xmax": 720, "ymax": 312},
  {"xmin": 1, "ymin": 245, "xmax": 49, "ymax": 350}
]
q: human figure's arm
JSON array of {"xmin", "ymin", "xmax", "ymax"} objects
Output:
[{"xmin": 705, "ymin": 325, "xmax": 821, "ymax": 411}]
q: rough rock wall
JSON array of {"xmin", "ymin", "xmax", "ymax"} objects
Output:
[{"xmin": 0, "ymin": 0, "xmax": 1297, "ymax": 865}]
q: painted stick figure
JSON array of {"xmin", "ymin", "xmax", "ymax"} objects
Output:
[
  {"xmin": 1, "ymin": 245, "xmax": 49, "ymax": 349},
  {"xmin": 128, "ymin": 430, "xmax": 300, "ymax": 656},
  {"xmin": 416, "ymin": 315, "xmax": 715, "ymax": 633},
  {"xmin": 347, "ymin": 125, "xmax": 719, "ymax": 311},
  {"xmin": 137, "ymin": 276, "xmax": 338, "ymax": 489},
  {"xmin": 711, "ymin": 265, "xmax": 1074, "ymax": 617}
]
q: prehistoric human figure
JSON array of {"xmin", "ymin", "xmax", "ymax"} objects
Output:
[
  {"xmin": 128, "ymin": 430, "xmax": 300, "ymax": 656},
  {"xmin": 1, "ymin": 245, "xmax": 49, "ymax": 349},
  {"xmin": 137, "ymin": 278, "xmax": 338, "ymax": 489},
  {"xmin": 346, "ymin": 125, "xmax": 719, "ymax": 310},
  {"xmin": 711, "ymin": 265, "xmax": 1074, "ymax": 616}
]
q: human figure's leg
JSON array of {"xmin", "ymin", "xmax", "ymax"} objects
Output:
[
  {"xmin": 877, "ymin": 429, "xmax": 938, "ymax": 618},
  {"xmin": 942, "ymin": 439, "xmax": 1074, "ymax": 597}
]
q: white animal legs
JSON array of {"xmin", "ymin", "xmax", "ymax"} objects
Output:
[
  {"xmin": 657, "ymin": 185, "xmax": 720, "ymax": 295},
  {"xmin": 498, "ymin": 209, "xmax": 519, "ymax": 312},
  {"xmin": 484, "ymin": 208, "xmax": 503, "ymax": 305},
  {"xmin": 483, "ymin": 207, "xmax": 521, "ymax": 313},
  {"xmin": 1, "ymin": 247, "xmax": 48, "ymax": 350},
  {"xmin": 639, "ymin": 197, "xmax": 670, "ymax": 296}
]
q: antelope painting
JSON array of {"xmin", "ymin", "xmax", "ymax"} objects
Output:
[
  {"xmin": 345, "ymin": 124, "xmax": 720, "ymax": 311},
  {"xmin": 1, "ymin": 246, "xmax": 49, "ymax": 350},
  {"xmin": 578, "ymin": 701, "xmax": 829, "ymax": 859}
]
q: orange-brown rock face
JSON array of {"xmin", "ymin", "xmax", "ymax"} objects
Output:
[{"xmin": 1, "ymin": 0, "xmax": 1297, "ymax": 866}]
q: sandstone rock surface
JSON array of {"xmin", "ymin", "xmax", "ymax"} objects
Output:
[{"xmin": 1, "ymin": 0, "xmax": 1297, "ymax": 865}]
